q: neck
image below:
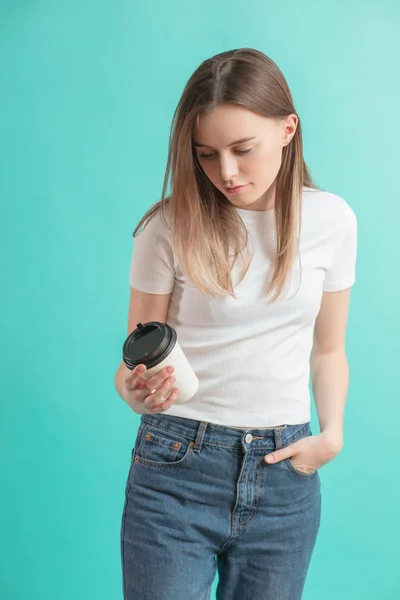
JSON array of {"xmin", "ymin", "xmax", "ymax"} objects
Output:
[{"xmin": 240, "ymin": 181, "xmax": 276, "ymax": 212}]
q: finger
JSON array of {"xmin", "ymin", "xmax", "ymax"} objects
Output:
[
  {"xmin": 264, "ymin": 443, "xmax": 297, "ymax": 464},
  {"xmin": 143, "ymin": 376, "xmax": 176, "ymax": 410},
  {"xmin": 152, "ymin": 388, "xmax": 180, "ymax": 413},
  {"xmin": 126, "ymin": 364, "xmax": 146, "ymax": 382},
  {"xmin": 264, "ymin": 451, "xmax": 284, "ymax": 464},
  {"xmin": 144, "ymin": 366, "xmax": 175, "ymax": 393},
  {"xmin": 125, "ymin": 365, "xmax": 146, "ymax": 391}
]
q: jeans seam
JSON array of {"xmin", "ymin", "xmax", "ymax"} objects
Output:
[
  {"xmin": 133, "ymin": 444, "xmax": 194, "ymax": 468},
  {"xmin": 141, "ymin": 422, "xmax": 282, "ymax": 450},
  {"xmin": 232, "ymin": 460, "xmax": 263, "ymax": 529},
  {"xmin": 141, "ymin": 417, "xmax": 302, "ymax": 449},
  {"xmin": 121, "ymin": 486, "xmax": 130, "ymax": 600}
]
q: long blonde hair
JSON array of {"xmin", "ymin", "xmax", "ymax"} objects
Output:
[{"xmin": 133, "ymin": 48, "xmax": 320, "ymax": 302}]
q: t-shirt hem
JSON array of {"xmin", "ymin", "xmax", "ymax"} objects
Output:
[
  {"xmin": 164, "ymin": 405, "xmax": 311, "ymax": 428},
  {"xmin": 323, "ymin": 278, "xmax": 355, "ymax": 292},
  {"xmin": 129, "ymin": 280, "xmax": 174, "ymax": 294}
]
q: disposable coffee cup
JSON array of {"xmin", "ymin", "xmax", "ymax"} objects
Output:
[{"xmin": 122, "ymin": 321, "xmax": 199, "ymax": 404}]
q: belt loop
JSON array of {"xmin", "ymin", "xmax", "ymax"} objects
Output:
[
  {"xmin": 274, "ymin": 425, "xmax": 286, "ymax": 450},
  {"xmin": 192, "ymin": 421, "xmax": 208, "ymax": 453}
]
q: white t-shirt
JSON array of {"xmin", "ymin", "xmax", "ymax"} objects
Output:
[{"xmin": 129, "ymin": 187, "xmax": 358, "ymax": 428}]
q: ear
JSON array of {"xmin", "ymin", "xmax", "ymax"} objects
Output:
[{"xmin": 282, "ymin": 113, "xmax": 298, "ymax": 145}]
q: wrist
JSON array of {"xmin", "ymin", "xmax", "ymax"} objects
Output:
[{"xmin": 320, "ymin": 429, "xmax": 344, "ymax": 453}]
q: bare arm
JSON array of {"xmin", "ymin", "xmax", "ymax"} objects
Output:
[{"xmin": 310, "ymin": 287, "xmax": 352, "ymax": 449}]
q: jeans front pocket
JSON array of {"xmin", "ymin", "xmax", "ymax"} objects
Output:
[
  {"xmin": 282, "ymin": 423, "xmax": 318, "ymax": 480},
  {"xmin": 285, "ymin": 457, "xmax": 317, "ymax": 479},
  {"xmin": 133, "ymin": 423, "xmax": 194, "ymax": 468}
]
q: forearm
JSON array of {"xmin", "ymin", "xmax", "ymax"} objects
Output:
[
  {"xmin": 310, "ymin": 351, "xmax": 349, "ymax": 447},
  {"xmin": 114, "ymin": 361, "xmax": 132, "ymax": 401}
]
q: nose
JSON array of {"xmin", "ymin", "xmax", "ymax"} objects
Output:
[{"xmin": 219, "ymin": 155, "xmax": 239, "ymax": 184}]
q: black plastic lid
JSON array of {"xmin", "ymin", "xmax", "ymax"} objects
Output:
[{"xmin": 122, "ymin": 321, "xmax": 177, "ymax": 370}]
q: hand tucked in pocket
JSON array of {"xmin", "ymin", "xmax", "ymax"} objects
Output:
[{"xmin": 264, "ymin": 432, "xmax": 343, "ymax": 474}]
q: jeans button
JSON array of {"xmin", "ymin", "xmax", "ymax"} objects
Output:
[{"xmin": 245, "ymin": 433, "xmax": 253, "ymax": 444}]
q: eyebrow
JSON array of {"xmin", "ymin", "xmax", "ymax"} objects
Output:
[{"xmin": 192, "ymin": 136, "xmax": 257, "ymax": 148}]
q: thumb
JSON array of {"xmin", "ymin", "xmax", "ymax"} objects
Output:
[{"xmin": 264, "ymin": 445, "xmax": 293, "ymax": 464}]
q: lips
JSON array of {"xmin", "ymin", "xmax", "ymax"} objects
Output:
[{"xmin": 224, "ymin": 184, "xmax": 249, "ymax": 192}]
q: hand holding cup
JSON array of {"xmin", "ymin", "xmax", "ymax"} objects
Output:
[
  {"xmin": 123, "ymin": 364, "xmax": 180, "ymax": 415},
  {"xmin": 122, "ymin": 321, "xmax": 199, "ymax": 406}
]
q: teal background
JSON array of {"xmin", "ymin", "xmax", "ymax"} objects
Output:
[{"xmin": 1, "ymin": 1, "xmax": 399, "ymax": 598}]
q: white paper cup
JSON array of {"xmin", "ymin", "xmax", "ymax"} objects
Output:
[{"xmin": 122, "ymin": 321, "xmax": 199, "ymax": 404}]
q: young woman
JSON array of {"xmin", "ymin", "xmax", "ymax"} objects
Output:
[{"xmin": 115, "ymin": 47, "xmax": 358, "ymax": 600}]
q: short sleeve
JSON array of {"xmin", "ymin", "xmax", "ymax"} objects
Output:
[
  {"xmin": 323, "ymin": 204, "xmax": 358, "ymax": 292},
  {"xmin": 129, "ymin": 210, "xmax": 176, "ymax": 294}
]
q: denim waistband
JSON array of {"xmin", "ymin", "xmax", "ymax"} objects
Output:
[{"xmin": 140, "ymin": 413, "xmax": 312, "ymax": 452}]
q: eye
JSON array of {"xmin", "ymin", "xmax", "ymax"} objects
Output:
[
  {"xmin": 235, "ymin": 148, "xmax": 253, "ymax": 155},
  {"xmin": 199, "ymin": 152, "xmax": 217, "ymax": 159},
  {"xmin": 198, "ymin": 148, "xmax": 253, "ymax": 159}
]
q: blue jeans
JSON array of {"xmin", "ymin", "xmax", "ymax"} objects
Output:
[{"xmin": 121, "ymin": 413, "xmax": 321, "ymax": 600}]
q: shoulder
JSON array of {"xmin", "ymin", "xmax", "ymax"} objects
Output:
[
  {"xmin": 136, "ymin": 201, "xmax": 172, "ymax": 239},
  {"xmin": 302, "ymin": 187, "xmax": 357, "ymax": 232}
]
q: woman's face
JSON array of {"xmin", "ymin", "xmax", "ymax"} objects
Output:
[{"xmin": 193, "ymin": 103, "xmax": 298, "ymax": 211}]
